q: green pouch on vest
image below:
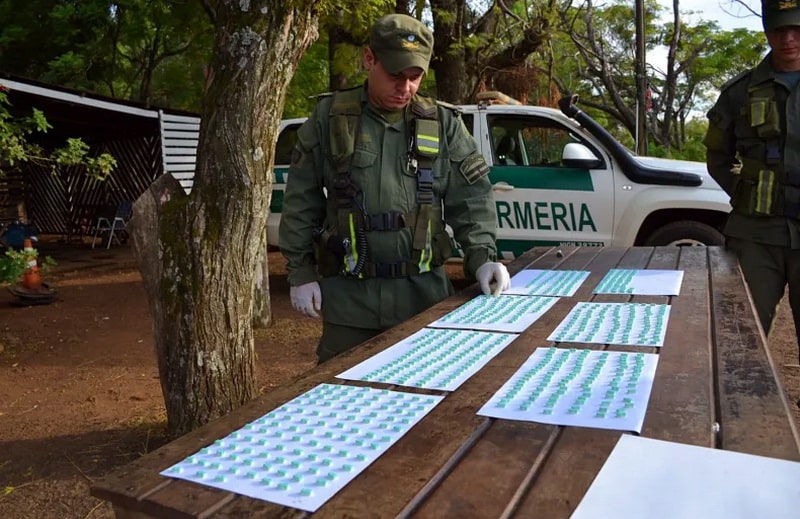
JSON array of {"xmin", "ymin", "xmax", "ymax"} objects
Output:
[
  {"xmin": 749, "ymin": 98, "xmax": 780, "ymax": 139},
  {"xmin": 749, "ymin": 98, "xmax": 768, "ymax": 126},
  {"xmin": 414, "ymin": 118, "xmax": 440, "ymax": 158}
]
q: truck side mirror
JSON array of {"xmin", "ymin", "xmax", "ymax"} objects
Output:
[{"xmin": 562, "ymin": 143, "xmax": 602, "ymax": 169}]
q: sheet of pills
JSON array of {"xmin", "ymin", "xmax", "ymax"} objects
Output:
[
  {"xmin": 547, "ymin": 302, "xmax": 670, "ymax": 346},
  {"xmin": 478, "ymin": 347, "xmax": 658, "ymax": 432},
  {"xmin": 337, "ymin": 327, "xmax": 517, "ymax": 391},
  {"xmin": 505, "ymin": 269, "xmax": 590, "ymax": 297},
  {"xmin": 161, "ymin": 384, "xmax": 444, "ymax": 511},
  {"xmin": 593, "ymin": 269, "xmax": 684, "ymax": 296},
  {"xmin": 427, "ymin": 294, "xmax": 559, "ymax": 333}
]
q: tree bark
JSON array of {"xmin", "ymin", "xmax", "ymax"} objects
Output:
[
  {"xmin": 133, "ymin": 1, "xmax": 319, "ymax": 438},
  {"xmin": 430, "ymin": 0, "xmax": 470, "ymax": 103},
  {"xmin": 429, "ymin": 0, "xmax": 549, "ymax": 104}
]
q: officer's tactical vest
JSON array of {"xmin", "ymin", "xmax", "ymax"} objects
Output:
[
  {"xmin": 318, "ymin": 87, "xmax": 451, "ymax": 278},
  {"xmin": 734, "ymin": 78, "xmax": 800, "ymax": 219}
]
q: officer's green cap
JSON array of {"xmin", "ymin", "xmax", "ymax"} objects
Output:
[
  {"xmin": 369, "ymin": 14, "xmax": 433, "ymax": 74},
  {"xmin": 763, "ymin": 0, "xmax": 800, "ymax": 31}
]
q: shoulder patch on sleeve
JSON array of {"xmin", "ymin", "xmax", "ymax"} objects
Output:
[
  {"xmin": 460, "ymin": 151, "xmax": 490, "ymax": 184},
  {"xmin": 706, "ymin": 106, "xmax": 731, "ymax": 129}
]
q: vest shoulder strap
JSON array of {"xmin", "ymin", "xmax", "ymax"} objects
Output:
[
  {"xmin": 409, "ymin": 94, "xmax": 439, "ymax": 120},
  {"xmin": 329, "ymin": 86, "xmax": 362, "ymax": 116},
  {"xmin": 328, "ymin": 87, "xmax": 364, "ymax": 172}
]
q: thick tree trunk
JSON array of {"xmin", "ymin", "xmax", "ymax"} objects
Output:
[
  {"xmin": 430, "ymin": 0, "xmax": 470, "ymax": 103},
  {"xmin": 133, "ymin": 2, "xmax": 318, "ymax": 438}
]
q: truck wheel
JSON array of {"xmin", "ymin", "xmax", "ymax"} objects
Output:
[{"xmin": 644, "ymin": 221, "xmax": 724, "ymax": 247}]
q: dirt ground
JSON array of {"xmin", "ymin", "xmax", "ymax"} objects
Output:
[{"xmin": 0, "ymin": 240, "xmax": 799, "ymax": 519}]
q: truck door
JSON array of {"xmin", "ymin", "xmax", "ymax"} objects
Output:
[{"xmin": 486, "ymin": 114, "xmax": 614, "ymax": 258}]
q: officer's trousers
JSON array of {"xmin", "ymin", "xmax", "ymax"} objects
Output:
[
  {"xmin": 727, "ymin": 237, "xmax": 800, "ymax": 359},
  {"xmin": 316, "ymin": 322, "xmax": 383, "ymax": 364}
]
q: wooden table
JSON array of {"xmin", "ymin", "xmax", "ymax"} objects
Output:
[{"xmin": 91, "ymin": 246, "xmax": 800, "ymax": 518}]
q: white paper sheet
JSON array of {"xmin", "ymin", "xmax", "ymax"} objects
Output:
[
  {"xmin": 571, "ymin": 434, "xmax": 800, "ymax": 519},
  {"xmin": 427, "ymin": 294, "xmax": 559, "ymax": 333},
  {"xmin": 547, "ymin": 302, "xmax": 671, "ymax": 347},
  {"xmin": 160, "ymin": 384, "xmax": 444, "ymax": 512},
  {"xmin": 337, "ymin": 327, "xmax": 517, "ymax": 391},
  {"xmin": 504, "ymin": 269, "xmax": 590, "ymax": 297},
  {"xmin": 478, "ymin": 347, "xmax": 658, "ymax": 432},
  {"xmin": 593, "ymin": 268, "xmax": 684, "ymax": 295}
]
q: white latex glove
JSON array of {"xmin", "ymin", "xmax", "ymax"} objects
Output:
[
  {"xmin": 476, "ymin": 262, "xmax": 511, "ymax": 296},
  {"xmin": 290, "ymin": 282, "xmax": 322, "ymax": 318}
]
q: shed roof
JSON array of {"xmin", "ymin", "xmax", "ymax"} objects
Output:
[{"xmin": 0, "ymin": 74, "xmax": 199, "ymax": 142}]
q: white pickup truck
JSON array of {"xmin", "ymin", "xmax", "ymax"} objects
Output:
[{"xmin": 267, "ymin": 93, "xmax": 730, "ymax": 258}]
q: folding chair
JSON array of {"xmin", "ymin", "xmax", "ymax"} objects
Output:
[{"xmin": 92, "ymin": 201, "xmax": 133, "ymax": 249}]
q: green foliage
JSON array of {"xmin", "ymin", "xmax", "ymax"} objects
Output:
[
  {"xmin": 0, "ymin": 87, "xmax": 117, "ymax": 179},
  {"xmin": 0, "ymin": 0, "xmax": 213, "ymax": 111},
  {"xmin": 0, "ymin": 246, "xmax": 55, "ymax": 285},
  {"xmin": 647, "ymin": 117, "xmax": 710, "ymax": 161},
  {"xmin": 0, "ymin": 0, "xmax": 771, "ymax": 146},
  {"xmin": 540, "ymin": 0, "xmax": 766, "ymax": 150},
  {"xmin": 283, "ymin": 41, "xmax": 331, "ymax": 118},
  {"xmin": 0, "ymin": 0, "xmax": 113, "ymax": 87},
  {"xmin": 0, "ymin": 248, "xmax": 29, "ymax": 284}
]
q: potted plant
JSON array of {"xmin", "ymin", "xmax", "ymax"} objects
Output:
[{"xmin": 0, "ymin": 241, "xmax": 55, "ymax": 289}]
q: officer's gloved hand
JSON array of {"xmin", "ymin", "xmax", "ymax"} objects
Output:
[
  {"xmin": 290, "ymin": 282, "xmax": 322, "ymax": 318},
  {"xmin": 476, "ymin": 262, "xmax": 510, "ymax": 296}
]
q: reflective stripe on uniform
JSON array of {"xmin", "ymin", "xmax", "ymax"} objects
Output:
[
  {"xmin": 417, "ymin": 220, "xmax": 433, "ymax": 274},
  {"xmin": 345, "ymin": 213, "xmax": 359, "ymax": 273},
  {"xmin": 756, "ymin": 169, "xmax": 775, "ymax": 214},
  {"xmin": 416, "ymin": 132, "xmax": 439, "ymax": 155}
]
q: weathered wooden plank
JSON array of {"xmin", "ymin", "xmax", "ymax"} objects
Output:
[
  {"xmin": 91, "ymin": 250, "xmax": 556, "ymax": 517},
  {"xmin": 406, "ymin": 247, "xmax": 629, "ymax": 518},
  {"xmin": 510, "ymin": 248, "xmax": 656, "ymax": 518},
  {"xmin": 160, "ymin": 113, "xmax": 201, "ymax": 124},
  {"xmin": 161, "ymin": 121, "xmax": 201, "ymax": 131},
  {"xmin": 708, "ymin": 247, "xmax": 800, "ymax": 460},
  {"xmin": 641, "ymin": 246, "xmax": 715, "ymax": 446},
  {"xmin": 164, "ymin": 163, "xmax": 197, "ymax": 173},
  {"xmin": 162, "ymin": 155, "xmax": 197, "ymax": 164},
  {"xmin": 514, "ymin": 428, "xmax": 622, "ymax": 518},
  {"xmin": 164, "ymin": 139, "xmax": 200, "ymax": 148},
  {"xmin": 90, "ymin": 245, "xmax": 800, "ymax": 519},
  {"xmin": 162, "ymin": 129, "xmax": 200, "ymax": 140},
  {"xmin": 92, "ymin": 342, "xmax": 365, "ymax": 506},
  {"xmin": 410, "ymin": 423, "xmax": 559, "ymax": 518},
  {"xmin": 133, "ymin": 480, "xmax": 234, "ymax": 519},
  {"xmin": 162, "ymin": 147, "xmax": 198, "ymax": 156},
  {"xmin": 306, "ymin": 247, "xmax": 586, "ymax": 518}
]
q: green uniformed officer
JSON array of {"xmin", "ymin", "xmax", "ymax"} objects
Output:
[
  {"xmin": 279, "ymin": 13, "xmax": 510, "ymax": 363},
  {"xmin": 704, "ymin": 0, "xmax": 800, "ymax": 359}
]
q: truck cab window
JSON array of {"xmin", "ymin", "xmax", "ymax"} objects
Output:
[
  {"xmin": 274, "ymin": 125, "xmax": 301, "ymax": 166},
  {"xmin": 489, "ymin": 116, "xmax": 579, "ymax": 168}
]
